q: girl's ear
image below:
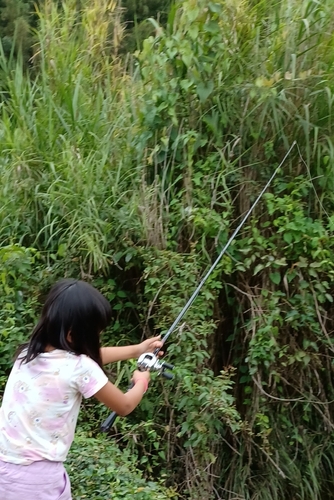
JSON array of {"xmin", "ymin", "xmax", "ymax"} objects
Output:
[{"xmin": 66, "ymin": 331, "xmax": 72, "ymax": 343}]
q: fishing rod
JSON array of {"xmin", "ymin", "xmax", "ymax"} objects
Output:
[{"xmin": 100, "ymin": 141, "xmax": 297, "ymax": 432}]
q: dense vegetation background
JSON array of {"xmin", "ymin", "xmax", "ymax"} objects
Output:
[{"xmin": 1, "ymin": 0, "xmax": 334, "ymax": 499}]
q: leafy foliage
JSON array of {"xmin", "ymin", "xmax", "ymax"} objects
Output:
[
  {"xmin": 1, "ymin": 0, "xmax": 334, "ymax": 499},
  {"xmin": 121, "ymin": 0, "xmax": 172, "ymax": 52},
  {"xmin": 67, "ymin": 430, "xmax": 177, "ymax": 499},
  {"xmin": 0, "ymin": 245, "xmax": 40, "ymax": 381}
]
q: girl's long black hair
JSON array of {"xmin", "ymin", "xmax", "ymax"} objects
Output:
[{"xmin": 17, "ymin": 279, "xmax": 112, "ymax": 368}]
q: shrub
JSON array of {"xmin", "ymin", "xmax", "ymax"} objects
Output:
[{"xmin": 67, "ymin": 429, "xmax": 177, "ymax": 500}]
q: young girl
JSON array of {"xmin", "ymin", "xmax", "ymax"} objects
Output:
[{"xmin": 0, "ymin": 278, "xmax": 163, "ymax": 499}]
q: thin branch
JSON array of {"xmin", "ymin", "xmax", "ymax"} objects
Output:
[{"xmin": 252, "ymin": 440, "xmax": 286, "ymax": 479}]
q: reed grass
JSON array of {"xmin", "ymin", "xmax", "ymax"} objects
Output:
[{"xmin": 0, "ymin": 0, "xmax": 140, "ymax": 271}]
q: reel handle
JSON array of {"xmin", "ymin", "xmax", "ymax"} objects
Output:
[{"xmin": 162, "ymin": 361, "xmax": 174, "ymax": 371}]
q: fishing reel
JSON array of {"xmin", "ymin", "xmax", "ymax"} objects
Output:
[{"xmin": 137, "ymin": 352, "xmax": 174, "ymax": 380}]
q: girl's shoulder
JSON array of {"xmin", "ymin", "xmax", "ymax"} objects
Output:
[
  {"xmin": 16, "ymin": 350, "xmax": 101, "ymax": 375},
  {"xmin": 16, "ymin": 349, "xmax": 84, "ymax": 370},
  {"xmin": 40, "ymin": 350, "xmax": 91, "ymax": 368}
]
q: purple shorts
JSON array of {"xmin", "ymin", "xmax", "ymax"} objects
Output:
[{"xmin": 0, "ymin": 459, "xmax": 72, "ymax": 500}]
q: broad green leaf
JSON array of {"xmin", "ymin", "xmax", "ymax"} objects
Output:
[
  {"xmin": 196, "ymin": 81, "xmax": 214, "ymax": 103},
  {"xmin": 269, "ymin": 272, "xmax": 281, "ymax": 285}
]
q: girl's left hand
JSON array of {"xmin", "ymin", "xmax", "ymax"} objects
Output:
[{"xmin": 138, "ymin": 336, "xmax": 164, "ymax": 357}]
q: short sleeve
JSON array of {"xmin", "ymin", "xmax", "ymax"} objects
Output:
[{"xmin": 72, "ymin": 355, "xmax": 108, "ymax": 399}]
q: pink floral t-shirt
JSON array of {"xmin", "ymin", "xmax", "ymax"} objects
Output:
[{"xmin": 0, "ymin": 350, "xmax": 108, "ymax": 465}]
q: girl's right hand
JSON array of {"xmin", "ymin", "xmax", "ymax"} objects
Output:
[
  {"xmin": 132, "ymin": 369, "xmax": 150, "ymax": 383},
  {"xmin": 132, "ymin": 369, "xmax": 150, "ymax": 393},
  {"xmin": 95, "ymin": 369, "xmax": 151, "ymax": 415}
]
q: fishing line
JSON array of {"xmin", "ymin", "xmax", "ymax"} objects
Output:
[
  {"xmin": 155, "ymin": 140, "xmax": 298, "ymax": 350},
  {"xmin": 101, "ymin": 140, "xmax": 297, "ymax": 432}
]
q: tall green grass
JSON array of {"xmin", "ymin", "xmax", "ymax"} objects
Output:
[{"xmin": 0, "ymin": 0, "xmax": 141, "ymax": 271}]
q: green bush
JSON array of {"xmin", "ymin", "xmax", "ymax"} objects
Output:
[
  {"xmin": 67, "ymin": 430, "xmax": 177, "ymax": 500},
  {"xmin": 0, "ymin": 245, "xmax": 41, "ymax": 380}
]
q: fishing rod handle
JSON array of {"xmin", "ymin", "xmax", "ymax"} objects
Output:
[
  {"xmin": 100, "ymin": 381, "xmax": 134, "ymax": 432},
  {"xmin": 100, "ymin": 410, "xmax": 118, "ymax": 432}
]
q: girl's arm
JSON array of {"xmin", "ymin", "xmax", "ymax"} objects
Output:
[
  {"xmin": 94, "ymin": 370, "xmax": 150, "ymax": 416},
  {"xmin": 100, "ymin": 345, "xmax": 139, "ymax": 363},
  {"xmin": 100, "ymin": 336, "xmax": 163, "ymax": 364}
]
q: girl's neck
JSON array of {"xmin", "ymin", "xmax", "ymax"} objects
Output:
[{"xmin": 44, "ymin": 345, "xmax": 56, "ymax": 352}]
